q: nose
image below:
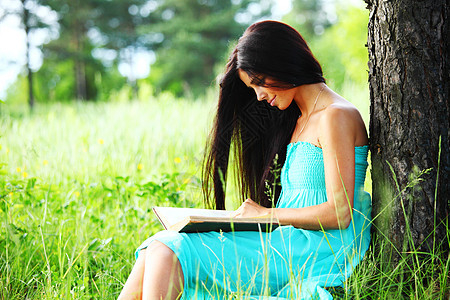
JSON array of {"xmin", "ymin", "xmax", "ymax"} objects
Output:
[{"xmin": 254, "ymin": 87, "xmax": 267, "ymax": 101}]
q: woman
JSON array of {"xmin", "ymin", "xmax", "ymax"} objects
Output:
[{"xmin": 119, "ymin": 20, "xmax": 371, "ymax": 300}]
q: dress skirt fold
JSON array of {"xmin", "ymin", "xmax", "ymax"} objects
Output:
[{"xmin": 136, "ymin": 142, "xmax": 371, "ymax": 299}]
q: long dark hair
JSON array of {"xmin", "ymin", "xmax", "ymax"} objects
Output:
[{"xmin": 202, "ymin": 21, "xmax": 325, "ymax": 210}]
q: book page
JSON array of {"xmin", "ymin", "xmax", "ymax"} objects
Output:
[{"xmin": 153, "ymin": 207, "xmax": 233, "ymax": 228}]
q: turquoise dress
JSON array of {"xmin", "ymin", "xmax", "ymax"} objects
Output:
[{"xmin": 136, "ymin": 142, "xmax": 372, "ymax": 299}]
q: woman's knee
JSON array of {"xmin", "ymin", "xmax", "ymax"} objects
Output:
[
  {"xmin": 144, "ymin": 241, "xmax": 184, "ymax": 288},
  {"xmin": 141, "ymin": 241, "xmax": 184, "ymax": 299},
  {"xmin": 145, "ymin": 241, "xmax": 180, "ymax": 267}
]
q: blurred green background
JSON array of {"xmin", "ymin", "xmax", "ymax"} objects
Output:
[
  {"xmin": 0, "ymin": 1, "xmax": 373, "ymax": 298},
  {"xmin": 0, "ymin": 0, "xmax": 369, "ymax": 109},
  {"xmin": 2, "ymin": 3, "xmax": 450, "ymax": 299}
]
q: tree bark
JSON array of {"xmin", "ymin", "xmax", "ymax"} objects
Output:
[{"xmin": 366, "ymin": 0, "xmax": 449, "ymax": 260}]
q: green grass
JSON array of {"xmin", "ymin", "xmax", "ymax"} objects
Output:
[
  {"xmin": 1, "ymin": 92, "xmax": 448, "ymax": 299},
  {"xmin": 1, "ymin": 97, "xmax": 214, "ymax": 299}
]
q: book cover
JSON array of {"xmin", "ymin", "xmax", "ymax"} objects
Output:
[{"xmin": 153, "ymin": 206, "xmax": 279, "ymax": 233}]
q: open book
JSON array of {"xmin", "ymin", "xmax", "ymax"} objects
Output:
[{"xmin": 153, "ymin": 206, "xmax": 279, "ymax": 233}]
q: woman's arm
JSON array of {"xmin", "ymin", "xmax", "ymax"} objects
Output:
[{"xmin": 233, "ymin": 105, "xmax": 363, "ymax": 230}]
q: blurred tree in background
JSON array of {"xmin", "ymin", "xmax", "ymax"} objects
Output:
[
  {"xmin": 311, "ymin": 3, "xmax": 368, "ymax": 91},
  {"xmin": 283, "ymin": 0, "xmax": 334, "ymax": 41},
  {"xmin": 88, "ymin": 0, "xmax": 149, "ymax": 98},
  {"xmin": 0, "ymin": 0, "xmax": 54, "ymax": 109},
  {"xmin": 1, "ymin": 0, "xmax": 369, "ymax": 105},
  {"xmin": 40, "ymin": 0, "xmax": 149, "ymax": 101},
  {"xmin": 142, "ymin": 0, "xmax": 272, "ymax": 97},
  {"xmin": 284, "ymin": 1, "xmax": 368, "ymax": 91},
  {"xmin": 20, "ymin": 0, "xmax": 46, "ymax": 109}
]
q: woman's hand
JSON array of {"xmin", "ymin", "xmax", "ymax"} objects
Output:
[{"xmin": 231, "ymin": 199, "xmax": 272, "ymax": 218}]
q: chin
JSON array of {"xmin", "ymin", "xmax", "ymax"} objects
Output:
[{"xmin": 276, "ymin": 104, "xmax": 288, "ymax": 110}]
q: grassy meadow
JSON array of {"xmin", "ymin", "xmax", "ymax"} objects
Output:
[
  {"xmin": 1, "ymin": 96, "xmax": 215, "ymax": 299},
  {"xmin": 1, "ymin": 89, "xmax": 448, "ymax": 299}
]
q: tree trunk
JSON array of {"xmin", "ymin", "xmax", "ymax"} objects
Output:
[
  {"xmin": 126, "ymin": 47, "xmax": 138, "ymax": 100},
  {"xmin": 22, "ymin": 0, "xmax": 35, "ymax": 110},
  {"xmin": 26, "ymin": 34, "xmax": 34, "ymax": 110},
  {"xmin": 73, "ymin": 0, "xmax": 87, "ymax": 101},
  {"xmin": 74, "ymin": 32, "xmax": 87, "ymax": 100},
  {"xmin": 74, "ymin": 56, "xmax": 87, "ymax": 101},
  {"xmin": 366, "ymin": 0, "xmax": 449, "ymax": 260}
]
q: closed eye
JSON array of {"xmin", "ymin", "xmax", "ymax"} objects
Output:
[{"xmin": 251, "ymin": 77, "xmax": 265, "ymax": 86}]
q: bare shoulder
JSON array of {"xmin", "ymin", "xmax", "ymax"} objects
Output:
[
  {"xmin": 318, "ymin": 99, "xmax": 368, "ymax": 147},
  {"xmin": 320, "ymin": 101, "xmax": 362, "ymax": 123}
]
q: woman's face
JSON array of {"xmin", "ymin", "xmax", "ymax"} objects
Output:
[{"xmin": 238, "ymin": 69, "xmax": 297, "ymax": 110}]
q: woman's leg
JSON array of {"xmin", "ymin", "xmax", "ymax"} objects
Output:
[
  {"xmin": 118, "ymin": 241, "xmax": 184, "ymax": 300},
  {"xmin": 142, "ymin": 241, "xmax": 184, "ymax": 300},
  {"xmin": 118, "ymin": 249, "xmax": 146, "ymax": 300}
]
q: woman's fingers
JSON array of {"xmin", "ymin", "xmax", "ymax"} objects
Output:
[
  {"xmin": 230, "ymin": 207, "xmax": 241, "ymax": 218},
  {"xmin": 231, "ymin": 199, "xmax": 269, "ymax": 218},
  {"xmin": 244, "ymin": 198, "xmax": 255, "ymax": 204},
  {"xmin": 231, "ymin": 200, "xmax": 250, "ymax": 218}
]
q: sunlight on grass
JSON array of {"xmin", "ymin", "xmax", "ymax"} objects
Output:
[
  {"xmin": 0, "ymin": 96, "xmax": 214, "ymax": 299},
  {"xmin": 1, "ymin": 91, "xmax": 448, "ymax": 299}
]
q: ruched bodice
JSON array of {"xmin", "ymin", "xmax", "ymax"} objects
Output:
[
  {"xmin": 281, "ymin": 142, "xmax": 328, "ymax": 191},
  {"xmin": 278, "ymin": 141, "xmax": 370, "ymax": 211},
  {"xmin": 280, "ymin": 142, "xmax": 368, "ymax": 191}
]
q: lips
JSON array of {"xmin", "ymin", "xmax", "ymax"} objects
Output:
[{"xmin": 268, "ymin": 96, "xmax": 276, "ymax": 106}]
